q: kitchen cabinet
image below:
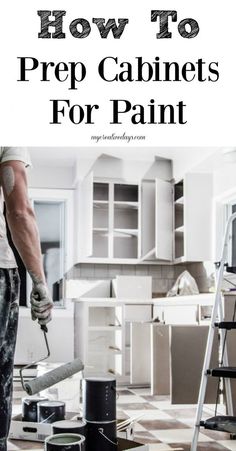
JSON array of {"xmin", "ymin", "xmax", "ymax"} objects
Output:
[
  {"xmin": 75, "ymin": 174, "xmax": 173, "ymax": 263},
  {"xmin": 74, "ymin": 300, "xmax": 124, "ymax": 378},
  {"xmin": 74, "ymin": 299, "xmax": 152, "ymax": 384},
  {"xmin": 75, "ymin": 171, "xmax": 213, "ymax": 264},
  {"xmin": 174, "ymin": 173, "xmax": 213, "ymax": 262},
  {"xmin": 76, "ymin": 174, "xmax": 141, "ymax": 262},
  {"xmin": 141, "ymin": 179, "xmax": 173, "ymax": 261}
]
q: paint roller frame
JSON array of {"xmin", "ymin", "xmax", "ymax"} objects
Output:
[{"xmin": 20, "ymin": 324, "xmax": 50, "ymax": 393}]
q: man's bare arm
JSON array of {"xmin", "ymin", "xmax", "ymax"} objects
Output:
[{"xmin": 0, "ymin": 160, "xmax": 53, "ymax": 324}]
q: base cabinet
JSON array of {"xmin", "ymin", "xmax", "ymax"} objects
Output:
[{"xmin": 74, "ymin": 300, "xmax": 152, "ymax": 384}]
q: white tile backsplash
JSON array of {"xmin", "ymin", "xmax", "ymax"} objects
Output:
[{"xmin": 67, "ymin": 261, "xmax": 211, "ymax": 295}]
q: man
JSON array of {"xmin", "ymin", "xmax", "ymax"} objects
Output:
[{"xmin": 0, "ymin": 147, "xmax": 53, "ymax": 451}]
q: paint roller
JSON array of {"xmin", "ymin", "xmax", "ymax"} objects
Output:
[{"xmin": 20, "ymin": 324, "xmax": 84, "ymax": 396}]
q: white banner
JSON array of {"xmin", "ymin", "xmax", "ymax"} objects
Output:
[{"xmin": 0, "ymin": 0, "xmax": 235, "ymax": 146}]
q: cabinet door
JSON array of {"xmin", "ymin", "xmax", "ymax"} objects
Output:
[
  {"xmin": 155, "ymin": 179, "xmax": 173, "ymax": 261},
  {"xmin": 185, "ymin": 173, "xmax": 213, "ymax": 261},
  {"xmin": 77, "ymin": 172, "xmax": 93, "ymax": 258},
  {"xmin": 141, "ymin": 180, "xmax": 156, "ymax": 258}
]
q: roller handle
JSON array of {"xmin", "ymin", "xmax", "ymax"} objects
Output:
[{"xmin": 33, "ymin": 292, "xmax": 48, "ymax": 334}]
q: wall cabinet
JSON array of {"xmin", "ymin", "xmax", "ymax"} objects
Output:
[
  {"xmin": 76, "ymin": 175, "xmax": 141, "ymax": 262},
  {"xmin": 75, "ymin": 172, "xmax": 213, "ymax": 264},
  {"xmin": 75, "ymin": 174, "xmax": 173, "ymax": 263},
  {"xmin": 173, "ymin": 174, "xmax": 213, "ymax": 262}
]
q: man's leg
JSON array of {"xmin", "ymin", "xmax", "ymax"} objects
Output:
[{"xmin": 0, "ymin": 269, "xmax": 20, "ymax": 451}]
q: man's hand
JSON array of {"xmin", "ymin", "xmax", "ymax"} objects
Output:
[{"xmin": 30, "ymin": 282, "xmax": 53, "ymax": 326}]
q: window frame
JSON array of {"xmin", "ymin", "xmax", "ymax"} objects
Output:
[{"xmin": 26, "ymin": 188, "xmax": 74, "ymax": 308}]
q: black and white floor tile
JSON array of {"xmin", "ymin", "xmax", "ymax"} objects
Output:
[{"xmin": 8, "ymin": 384, "xmax": 236, "ymax": 450}]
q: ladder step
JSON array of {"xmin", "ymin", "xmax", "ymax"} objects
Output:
[
  {"xmin": 226, "ymin": 266, "xmax": 236, "ymax": 274},
  {"xmin": 207, "ymin": 367, "xmax": 236, "ymax": 378},
  {"xmin": 215, "ymin": 322, "xmax": 236, "ymax": 330},
  {"xmin": 200, "ymin": 416, "xmax": 236, "ymax": 434}
]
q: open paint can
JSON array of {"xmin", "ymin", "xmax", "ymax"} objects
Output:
[
  {"xmin": 22, "ymin": 397, "xmax": 48, "ymax": 422},
  {"xmin": 52, "ymin": 420, "xmax": 86, "ymax": 436},
  {"xmin": 45, "ymin": 433, "xmax": 85, "ymax": 451},
  {"xmin": 83, "ymin": 377, "xmax": 116, "ymax": 422},
  {"xmin": 86, "ymin": 420, "xmax": 117, "ymax": 451},
  {"xmin": 38, "ymin": 401, "xmax": 65, "ymax": 424}
]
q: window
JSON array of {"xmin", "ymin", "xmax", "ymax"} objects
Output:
[
  {"xmin": 6, "ymin": 189, "xmax": 73, "ymax": 308},
  {"xmin": 33, "ymin": 200, "xmax": 65, "ymax": 305}
]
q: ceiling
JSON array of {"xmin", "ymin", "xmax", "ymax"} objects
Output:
[{"xmin": 28, "ymin": 146, "xmax": 221, "ymax": 173}]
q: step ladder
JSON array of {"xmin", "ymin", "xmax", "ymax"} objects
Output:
[{"xmin": 191, "ymin": 212, "xmax": 236, "ymax": 451}]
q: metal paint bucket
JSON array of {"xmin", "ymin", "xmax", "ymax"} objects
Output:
[
  {"xmin": 45, "ymin": 433, "xmax": 85, "ymax": 451},
  {"xmin": 38, "ymin": 401, "xmax": 66, "ymax": 424},
  {"xmin": 22, "ymin": 397, "xmax": 48, "ymax": 422},
  {"xmin": 52, "ymin": 420, "xmax": 86, "ymax": 436},
  {"xmin": 83, "ymin": 377, "xmax": 116, "ymax": 422},
  {"xmin": 86, "ymin": 420, "xmax": 117, "ymax": 451}
]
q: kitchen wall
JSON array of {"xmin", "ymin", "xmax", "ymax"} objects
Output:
[{"xmin": 66, "ymin": 261, "xmax": 214, "ymax": 295}]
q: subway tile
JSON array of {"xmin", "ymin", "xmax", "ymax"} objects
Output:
[
  {"xmin": 94, "ymin": 264, "xmax": 109, "ymax": 278},
  {"xmin": 80, "ymin": 264, "xmax": 95, "ymax": 278},
  {"xmin": 121, "ymin": 265, "xmax": 136, "ymax": 275},
  {"xmin": 174, "ymin": 265, "xmax": 187, "ymax": 278},
  {"xmin": 162, "ymin": 266, "xmax": 175, "ymax": 279},
  {"xmin": 108, "ymin": 265, "xmax": 123, "ymax": 278},
  {"xmin": 152, "ymin": 278, "xmax": 169, "ymax": 293},
  {"xmin": 135, "ymin": 265, "xmax": 149, "ymax": 276},
  {"xmin": 148, "ymin": 266, "xmax": 162, "ymax": 278}
]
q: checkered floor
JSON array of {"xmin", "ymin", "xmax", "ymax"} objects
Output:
[{"xmin": 8, "ymin": 385, "xmax": 236, "ymax": 450}]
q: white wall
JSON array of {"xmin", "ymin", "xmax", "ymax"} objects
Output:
[
  {"xmin": 28, "ymin": 165, "xmax": 75, "ymax": 189},
  {"xmin": 214, "ymin": 163, "xmax": 236, "ymax": 199}
]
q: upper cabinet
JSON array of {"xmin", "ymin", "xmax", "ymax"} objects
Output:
[
  {"xmin": 76, "ymin": 174, "xmax": 141, "ymax": 262},
  {"xmin": 75, "ymin": 170, "xmax": 213, "ymax": 264},
  {"xmin": 173, "ymin": 173, "xmax": 213, "ymax": 262},
  {"xmin": 141, "ymin": 179, "xmax": 173, "ymax": 262}
]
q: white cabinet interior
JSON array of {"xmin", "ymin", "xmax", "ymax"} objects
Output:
[
  {"xmin": 74, "ymin": 301, "xmax": 124, "ymax": 377},
  {"xmin": 77, "ymin": 175, "xmax": 141, "ymax": 262},
  {"xmin": 76, "ymin": 171, "xmax": 213, "ymax": 264},
  {"xmin": 74, "ymin": 299, "xmax": 152, "ymax": 384}
]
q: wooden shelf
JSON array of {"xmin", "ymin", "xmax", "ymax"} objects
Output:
[
  {"xmin": 114, "ymin": 201, "xmax": 138, "ymax": 209},
  {"xmin": 175, "ymin": 196, "xmax": 184, "ymax": 205},
  {"xmin": 175, "ymin": 226, "xmax": 184, "ymax": 233},
  {"xmin": 114, "ymin": 229, "xmax": 139, "ymax": 237},
  {"xmin": 93, "ymin": 200, "xmax": 109, "ymax": 206},
  {"xmin": 93, "ymin": 228, "xmax": 108, "ymax": 233}
]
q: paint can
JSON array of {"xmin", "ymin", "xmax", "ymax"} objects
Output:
[
  {"xmin": 38, "ymin": 401, "xmax": 66, "ymax": 424},
  {"xmin": 52, "ymin": 420, "xmax": 86, "ymax": 436},
  {"xmin": 22, "ymin": 397, "xmax": 48, "ymax": 422},
  {"xmin": 45, "ymin": 433, "xmax": 85, "ymax": 451},
  {"xmin": 86, "ymin": 420, "xmax": 117, "ymax": 451},
  {"xmin": 83, "ymin": 377, "xmax": 116, "ymax": 422}
]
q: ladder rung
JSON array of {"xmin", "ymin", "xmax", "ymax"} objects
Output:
[
  {"xmin": 215, "ymin": 321, "xmax": 236, "ymax": 330},
  {"xmin": 208, "ymin": 367, "xmax": 236, "ymax": 378},
  {"xmin": 200, "ymin": 416, "xmax": 236, "ymax": 434},
  {"xmin": 226, "ymin": 266, "xmax": 236, "ymax": 274}
]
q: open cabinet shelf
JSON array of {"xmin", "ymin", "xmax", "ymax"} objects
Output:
[{"xmin": 92, "ymin": 181, "xmax": 141, "ymax": 260}]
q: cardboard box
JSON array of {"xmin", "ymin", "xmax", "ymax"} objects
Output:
[
  {"xmin": 9, "ymin": 418, "xmax": 148, "ymax": 450},
  {"xmin": 9, "ymin": 412, "xmax": 78, "ymax": 442},
  {"xmin": 9, "ymin": 415, "xmax": 52, "ymax": 442}
]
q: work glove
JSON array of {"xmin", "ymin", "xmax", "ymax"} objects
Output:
[{"xmin": 30, "ymin": 282, "xmax": 53, "ymax": 326}]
